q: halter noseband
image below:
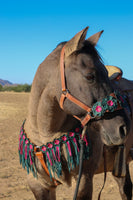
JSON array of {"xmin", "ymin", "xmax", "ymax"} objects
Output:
[{"xmin": 59, "ymin": 45, "xmax": 123, "ymax": 126}]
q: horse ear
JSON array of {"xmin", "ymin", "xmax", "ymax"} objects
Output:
[
  {"xmin": 86, "ymin": 30, "xmax": 104, "ymax": 46},
  {"xmin": 65, "ymin": 27, "xmax": 89, "ymax": 57}
]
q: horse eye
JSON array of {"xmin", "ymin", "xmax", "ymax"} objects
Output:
[{"xmin": 86, "ymin": 73, "xmax": 95, "ymax": 82}]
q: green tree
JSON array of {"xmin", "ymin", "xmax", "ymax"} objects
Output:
[
  {"xmin": 23, "ymin": 84, "xmax": 31, "ymax": 92},
  {"xmin": 0, "ymin": 84, "xmax": 3, "ymax": 91}
]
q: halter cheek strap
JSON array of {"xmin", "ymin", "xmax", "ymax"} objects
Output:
[
  {"xmin": 60, "ymin": 45, "xmax": 92, "ymax": 126},
  {"xmin": 60, "ymin": 90, "xmax": 92, "ymax": 125}
]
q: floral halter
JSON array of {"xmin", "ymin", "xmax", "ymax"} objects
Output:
[{"xmin": 91, "ymin": 91, "xmax": 129, "ymax": 117}]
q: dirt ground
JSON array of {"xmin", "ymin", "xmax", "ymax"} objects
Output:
[{"xmin": 0, "ymin": 92, "xmax": 133, "ymax": 200}]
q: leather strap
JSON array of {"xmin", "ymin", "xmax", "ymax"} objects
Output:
[
  {"xmin": 34, "ymin": 148, "xmax": 60, "ymax": 186},
  {"xmin": 60, "ymin": 91, "xmax": 91, "ymax": 113},
  {"xmin": 60, "ymin": 45, "xmax": 66, "ymax": 92},
  {"xmin": 81, "ymin": 114, "xmax": 92, "ymax": 127}
]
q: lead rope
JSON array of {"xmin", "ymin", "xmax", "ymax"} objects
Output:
[
  {"xmin": 73, "ymin": 135, "xmax": 107, "ymax": 200},
  {"xmin": 73, "ymin": 125, "xmax": 87, "ymax": 200},
  {"xmin": 98, "ymin": 145, "xmax": 107, "ymax": 200}
]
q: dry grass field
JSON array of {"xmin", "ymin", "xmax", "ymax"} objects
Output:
[{"xmin": 0, "ymin": 92, "xmax": 133, "ymax": 200}]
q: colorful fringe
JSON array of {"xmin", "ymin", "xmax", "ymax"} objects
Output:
[
  {"xmin": 18, "ymin": 121, "xmax": 37, "ymax": 177},
  {"xmin": 18, "ymin": 122, "xmax": 91, "ymax": 179}
]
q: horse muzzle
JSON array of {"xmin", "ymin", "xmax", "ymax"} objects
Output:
[{"xmin": 100, "ymin": 113, "xmax": 130, "ymax": 146}]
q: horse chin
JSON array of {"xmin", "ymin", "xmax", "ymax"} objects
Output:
[{"xmin": 102, "ymin": 138, "xmax": 119, "ymax": 147}]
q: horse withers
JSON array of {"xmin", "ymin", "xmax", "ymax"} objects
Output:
[{"xmin": 19, "ymin": 27, "xmax": 131, "ymax": 199}]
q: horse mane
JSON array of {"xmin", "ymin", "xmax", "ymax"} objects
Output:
[
  {"xmin": 78, "ymin": 40, "xmax": 103, "ymax": 63},
  {"xmin": 56, "ymin": 40, "xmax": 103, "ymax": 63}
]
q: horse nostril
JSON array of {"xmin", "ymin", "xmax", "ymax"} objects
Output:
[{"xmin": 119, "ymin": 125, "xmax": 127, "ymax": 139}]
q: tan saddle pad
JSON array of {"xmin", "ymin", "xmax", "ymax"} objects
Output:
[
  {"xmin": 105, "ymin": 65, "xmax": 133, "ymax": 93},
  {"xmin": 105, "ymin": 65, "xmax": 123, "ymax": 80}
]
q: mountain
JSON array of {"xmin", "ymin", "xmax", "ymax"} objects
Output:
[{"xmin": 0, "ymin": 79, "xmax": 13, "ymax": 86}]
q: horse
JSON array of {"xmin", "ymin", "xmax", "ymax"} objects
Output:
[
  {"xmin": 19, "ymin": 27, "xmax": 131, "ymax": 200},
  {"xmin": 102, "ymin": 73, "xmax": 133, "ymax": 200},
  {"xmin": 93, "ymin": 68, "xmax": 133, "ymax": 200}
]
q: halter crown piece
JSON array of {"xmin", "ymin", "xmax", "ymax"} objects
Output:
[{"xmin": 59, "ymin": 45, "xmax": 127, "ymax": 126}]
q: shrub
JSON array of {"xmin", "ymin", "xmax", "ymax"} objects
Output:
[
  {"xmin": 1, "ymin": 84, "xmax": 31, "ymax": 92},
  {"xmin": 0, "ymin": 84, "xmax": 3, "ymax": 91}
]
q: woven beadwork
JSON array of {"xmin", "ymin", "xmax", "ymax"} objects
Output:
[{"xmin": 91, "ymin": 91, "xmax": 129, "ymax": 117}]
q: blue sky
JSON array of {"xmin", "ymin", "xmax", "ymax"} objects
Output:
[{"xmin": 0, "ymin": 0, "xmax": 133, "ymax": 84}]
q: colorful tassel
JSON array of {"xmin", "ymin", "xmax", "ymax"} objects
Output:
[
  {"xmin": 18, "ymin": 123, "xmax": 37, "ymax": 177},
  {"xmin": 55, "ymin": 146, "xmax": 60, "ymax": 162},
  {"xmin": 72, "ymin": 137, "xmax": 80, "ymax": 165},
  {"xmin": 19, "ymin": 121, "xmax": 91, "ymax": 180}
]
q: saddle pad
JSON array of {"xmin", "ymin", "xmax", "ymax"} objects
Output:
[{"xmin": 105, "ymin": 65, "xmax": 123, "ymax": 80}]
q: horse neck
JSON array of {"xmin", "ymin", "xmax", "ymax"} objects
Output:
[
  {"xmin": 25, "ymin": 89, "xmax": 78, "ymax": 146},
  {"xmin": 48, "ymin": 98, "xmax": 78, "ymax": 131},
  {"xmin": 24, "ymin": 45, "xmax": 79, "ymax": 145}
]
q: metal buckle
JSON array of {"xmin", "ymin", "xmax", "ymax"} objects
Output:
[
  {"xmin": 62, "ymin": 89, "xmax": 70, "ymax": 95},
  {"xmin": 88, "ymin": 111, "xmax": 95, "ymax": 119}
]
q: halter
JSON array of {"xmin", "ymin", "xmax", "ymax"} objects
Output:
[{"xmin": 59, "ymin": 45, "xmax": 123, "ymax": 126}]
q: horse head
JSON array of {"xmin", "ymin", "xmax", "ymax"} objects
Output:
[{"xmin": 54, "ymin": 27, "xmax": 130, "ymax": 146}]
